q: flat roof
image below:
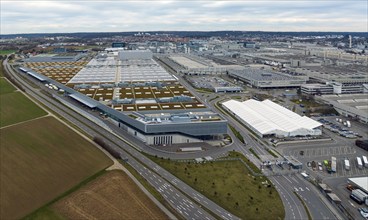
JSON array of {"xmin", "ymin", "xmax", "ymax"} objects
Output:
[
  {"xmin": 170, "ymin": 56, "xmax": 208, "ymax": 69},
  {"xmin": 320, "ymin": 94, "xmax": 368, "ymax": 109},
  {"xmin": 230, "ymin": 68, "xmax": 300, "ymax": 81},
  {"xmin": 27, "ymin": 71, "xmax": 47, "ymax": 81},
  {"xmin": 348, "ymin": 177, "xmax": 368, "ymax": 193},
  {"xmin": 69, "ymin": 93, "xmax": 98, "ymax": 108},
  {"xmin": 68, "ymin": 57, "xmax": 174, "ymax": 84}
]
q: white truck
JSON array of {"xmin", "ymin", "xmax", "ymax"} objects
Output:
[
  {"xmin": 344, "ymin": 159, "xmax": 350, "ymax": 171},
  {"xmin": 356, "ymin": 157, "xmax": 363, "ymax": 169},
  {"xmin": 331, "ymin": 157, "xmax": 337, "ymax": 173},
  {"xmin": 362, "ymin": 155, "xmax": 368, "ymax": 168},
  {"xmin": 351, "ymin": 189, "xmax": 368, "ymax": 205},
  {"xmin": 346, "ymin": 121, "xmax": 351, "ymax": 128}
]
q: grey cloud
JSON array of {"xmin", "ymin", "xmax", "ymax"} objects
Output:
[{"xmin": 1, "ymin": 0, "xmax": 367, "ymax": 34}]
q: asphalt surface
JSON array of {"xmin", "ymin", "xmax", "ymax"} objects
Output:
[
  {"xmin": 8, "ymin": 59, "xmax": 344, "ymax": 220},
  {"xmin": 272, "ymin": 174, "xmax": 337, "ymax": 220},
  {"xmin": 158, "ymin": 64, "xmax": 343, "ymax": 220},
  {"xmin": 5, "ymin": 60, "xmax": 241, "ymax": 220}
]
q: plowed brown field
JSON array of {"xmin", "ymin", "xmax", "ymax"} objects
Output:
[{"xmin": 52, "ymin": 170, "xmax": 168, "ymax": 220}]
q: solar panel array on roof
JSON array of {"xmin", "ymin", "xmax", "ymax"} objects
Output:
[{"xmin": 68, "ymin": 57, "xmax": 174, "ymax": 84}]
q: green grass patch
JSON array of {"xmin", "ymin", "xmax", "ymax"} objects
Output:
[
  {"xmin": 0, "ymin": 59, "xmax": 4, "ymax": 77},
  {"xmin": 231, "ymin": 96, "xmax": 242, "ymax": 99},
  {"xmin": 0, "ymin": 92, "xmax": 47, "ymax": 127},
  {"xmin": 266, "ymin": 148, "xmax": 279, "ymax": 158},
  {"xmin": 209, "ymin": 95, "xmax": 219, "ymax": 102},
  {"xmin": 1, "ymin": 116, "xmax": 112, "ymax": 219},
  {"xmin": 128, "ymin": 114, "xmax": 138, "ymax": 119},
  {"xmin": 226, "ymin": 151, "xmax": 262, "ymax": 174},
  {"xmin": 0, "ymin": 77, "xmax": 16, "ymax": 95},
  {"xmin": 229, "ymin": 124, "xmax": 245, "ymax": 143},
  {"xmin": 23, "ymin": 206, "xmax": 65, "ymax": 220},
  {"xmin": 148, "ymin": 156, "xmax": 284, "ymax": 220},
  {"xmin": 249, "ymin": 148, "xmax": 261, "ymax": 160},
  {"xmin": 0, "ymin": 50, "xmax": 16, "ymax": 55},
  {"xmin": 196, "ymin": 88, "xmax": 213, "ymax": 93},
  {"xmin": 290, "ymin": 98, "xmax": 320, "ymax": 107}
]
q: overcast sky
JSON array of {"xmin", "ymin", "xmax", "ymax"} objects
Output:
[{"xmin": 1, "ymin": 0, "xmax": 367, "ymax": 34}]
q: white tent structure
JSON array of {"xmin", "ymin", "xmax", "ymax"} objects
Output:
[
  {"xmin": 348, "ymin": 177, "xmax": 368, "ymax": 194},
  {"xmin": 223, "ymin": 99, "xmax": 322, "ymax": 138}
]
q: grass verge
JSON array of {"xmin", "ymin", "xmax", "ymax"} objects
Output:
[
  {"xmin": 249, "ymin": 148, "xmax": 261, "ymax": 160},
  {"xmin": 119, "ymin": 161, "xmax": 184, "ymax": 220},
  {"xmin": 229, "ymin": 124, "xmax": 245, "ymax": 143},
  {"xmin": 267, "ymin": 148, "xmax": 279, "ymax": 158},
  {"xmin": 293, "ymin": 192, "xmax": 312, "ymax": 220},
  {"xmin": 147, "ymin": 155, "xmax": 284, "ymax": 220}
]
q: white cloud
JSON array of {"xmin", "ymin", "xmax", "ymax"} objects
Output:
[{"xmin": 1, "ymin": 0, "xmax": 367, "ymax": 34}]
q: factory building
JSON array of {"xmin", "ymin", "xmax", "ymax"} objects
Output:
[
  {"xmin": 301, "ymin": 83, "xmax": 367, "ymax": 95},
  {"xmin": 118, "ymin": 50, "xmax": 153, "ymax": 60},
  {"xmin": 19, "ymin": 50, "xmax": 228, "ymax": 145},
  {"xmin": 166, "ymin": 54, "xmax": 244, "ymax": 75},
  {"xmin": 24, "ymin": 53, "xmax": 85, "ymax": 62},
  {"xmin": 214, "ymin": 87, "xmax": 243, "ymax": 93},
  {"xmin": 228, "ymin": 68, "xmax": 306, "ymax": 88},
  {"xmin": 316, "ymin": 94, "xmax": 368, "ymax": 123},
  {"xmin": 222, "ymin": 99, "xmax": 322, "ymax": 138}
]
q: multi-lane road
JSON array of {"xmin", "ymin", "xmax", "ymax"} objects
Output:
[
  {"xmin": 5, "ymin": 60, "xmax": 241, "ymax": 220},
  {"xmin": 6, "ymin": 58, "xmax": 343, "ymax": 220}
]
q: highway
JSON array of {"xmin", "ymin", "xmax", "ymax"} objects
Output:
[
  {"xmin": 7, "ymin": 58, "xmax": 343, "ymax": 220},
  {"xmin": 156, "ymin": 59, "xmax": 319, "ymax": 220},
  {"xmin": 271, "ymin": 174, "xmax": 337, "ymax": 220},
  {"xmin": 5, "ymin": 60, "xmax": 241, "ymax": 220}
]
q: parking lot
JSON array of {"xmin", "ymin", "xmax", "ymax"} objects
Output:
[
  {"xmin": 290, "ymin": 145, "xmax": 356, "ymax": 158},
  {"xmin": 187, "ymin": 75, "xmax": 237, "ymax": 91},
  {"xmin": 281, "ymin": 142, "xmax": 368, "ymax": 178},
  {"xmin": 313, "ymin": 116, "xmax": 368, "ymax": 140}
]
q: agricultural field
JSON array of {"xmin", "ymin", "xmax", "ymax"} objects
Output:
[
  {"xmin": 0, "ymin": 50, "xmax": 16, "ymax": 55},
  {"xmin": 149, "ymin": 153, "xmax": 284, "ymax": 220},
  {"xmin": 0, "ymin": 79, "xmax": 47, "ymax": 127},
  {"xmin": 0, "ymin": 77, "xmax": 16, "ymax": 95},
  {"xmin": 0, "ymin": 116, "xmax": 112, "ymax": 219},
  {"xmin": 49, "ymin": 170, "xmax": 168, "ymax": 220}
]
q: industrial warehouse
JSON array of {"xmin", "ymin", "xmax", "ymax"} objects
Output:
[
  {"xmin": 228, "ymin": 68, "xmax": 306, "ymax": 88},
  {"xmin": 222, "ymin": 99, "xmax": 322, "ymax": 138},
  {"xmin": 19, "ymin": 50, "xmax": 228, "ymax": 145},
  {"xmin": 166, "ymin": 54, "xmax": 244, "ymax": 75}
]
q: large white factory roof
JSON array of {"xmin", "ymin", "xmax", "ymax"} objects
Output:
[
  {"xmin": 223, "ymin": 99, "xmax": 322, "ymax": 137},
  {"xmin": 170, "ymin": 55, "xmax": 208, "ymax": 69},
  {"xmin": 68, "ymin": 55, "xmax": 175, "ymax": 84},
  {"xmin": 348, "ymin": 177, "xmax": 368, "ymax": 193}
]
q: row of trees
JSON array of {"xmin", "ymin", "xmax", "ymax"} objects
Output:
[{"xmin": 93, "ymin": 136, "xmax": 121, "ymax": 158}]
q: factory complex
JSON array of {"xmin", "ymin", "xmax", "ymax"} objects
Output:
[
  {"xmin": 222, "ymin": 99, "xmax": 322, "ymax": 138},
  {"xmin": 20, "ymin": 50, "xmax": 228, "ymax": 145}
]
